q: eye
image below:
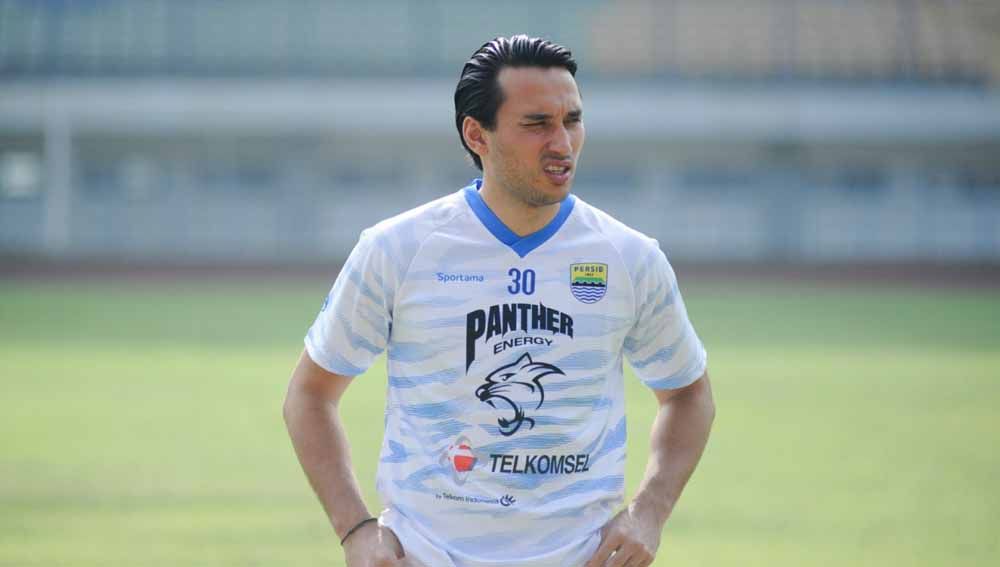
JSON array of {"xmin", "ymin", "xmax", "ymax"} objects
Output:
[{"xmin": 500, "ymin": 373, "xmax": 515, "ymax": 381}]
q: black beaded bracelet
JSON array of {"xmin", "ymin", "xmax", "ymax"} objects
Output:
[{"xmin": 340, "ymin": 517, "xmax": 378, "ymax": 546}]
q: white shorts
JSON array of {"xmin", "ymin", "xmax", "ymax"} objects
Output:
[{"xmin": 380, "ymin": 507, "xmax": 602, "ymax": 567}]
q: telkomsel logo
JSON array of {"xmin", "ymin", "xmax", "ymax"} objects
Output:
[
  {"xmin": 475, "ymin": 353, "xmax": 565, "ymax": 436},
  {"xmin": 439, "ymin": 436, "xmax": 477, "ymax": 484},
  {"xmin": 489, "ymin": 452, "xmax": 591, "ymax": 475}
]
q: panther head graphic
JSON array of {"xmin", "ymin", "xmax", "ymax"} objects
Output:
[{"xmin": 475, "ymin": 352, "xmax": 565, "ymax": 437}]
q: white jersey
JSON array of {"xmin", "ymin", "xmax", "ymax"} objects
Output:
[{"xmin": 305, "ymin": 179, "xmax": 707, "ymax": 567}]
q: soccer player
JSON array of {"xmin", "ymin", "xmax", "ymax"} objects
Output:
[{"xmin": 283, "ymin": 35, "xmax": 715, "ymax": 567}]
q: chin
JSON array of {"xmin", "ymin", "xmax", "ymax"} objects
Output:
[
  {"xmin": 510, "ymin": 176, "xmax": 572, "ymax": 207},
  {"xmin": 546, "ymin": 181, "xmax": 573, "ymax": 200}
]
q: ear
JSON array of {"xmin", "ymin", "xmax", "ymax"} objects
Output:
[{"xmin": 462, "ymin": 116, "xmax": 489, "ymax": 161}]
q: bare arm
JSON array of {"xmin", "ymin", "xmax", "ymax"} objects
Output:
[
  {"xmin": 586, "ymin": 371, "xmax": 715, "ymax": 567},
  {"xmin": 632, "ymin": 370, "xmax": 715, "ymax": 527},
  {"xmin": 283, "ymin": 349, "xmax": 403, "ymax": 565}
]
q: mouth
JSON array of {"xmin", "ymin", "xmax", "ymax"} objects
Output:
[
  {"xmin": 476, "ymin": 384, "xmax": 495, "ymax": 402},
  {"xmin": 542, "ymin": 161, "xmax": 573, "ymax": 185}
]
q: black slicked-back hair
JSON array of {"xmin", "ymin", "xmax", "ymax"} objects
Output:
[{"xmin": 454, "ymin": 35, "xmax": 577, "ymax": 171}]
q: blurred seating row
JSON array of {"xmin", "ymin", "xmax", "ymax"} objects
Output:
[
  {"xmin": 0, "ymin": 0, "xmax": 996, "ymax": 83},
  {"xmin": 590, "ymin": 0, "xmax": 994, "ymax": 83}
]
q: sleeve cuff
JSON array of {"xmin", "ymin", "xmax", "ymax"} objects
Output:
[
  {"xmin": 304, "ymin": 336, "xmax": 367, "ymax": 377},
  {"xmin": 642, "ymin": 349, "xmax": 708, "ymax": 391}
]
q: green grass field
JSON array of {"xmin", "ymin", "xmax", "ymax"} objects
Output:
[{"xmin": 1, "ymin": 276, "xmax": 998, "ymax": 566}]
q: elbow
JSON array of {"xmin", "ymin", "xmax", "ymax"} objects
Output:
[
  {"xmin": 282, "ymin": 362, "xmax": 343, "ymax": 426},
  {"xmin": 695, "ymin": 370, "xmax": 716, "ymax": 425},
  {"xmin": 282, "ymin": 387, "xmax": 295, "ymax": 427},
  {"xmin": 282, "ymin": 376, "xmax": 307, "ymax": 427},
  {"xmin": 705, "ymin": 391, "xmax": 717, "ymax": 426}
]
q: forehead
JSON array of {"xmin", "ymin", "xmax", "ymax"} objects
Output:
[{"xmin": 496, "ymin": 66, "xmax": 581, "ymax": 115}]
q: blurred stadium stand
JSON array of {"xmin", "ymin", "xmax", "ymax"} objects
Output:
[{"xmin": 1, "ymin": 0, "xmax": 999, "ymax": 265}]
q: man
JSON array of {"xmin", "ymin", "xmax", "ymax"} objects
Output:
[{"xmin": 284, "ymin": 35, "xmax": 715, "ymax": 567}]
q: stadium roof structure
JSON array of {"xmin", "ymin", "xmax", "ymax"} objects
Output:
[{"xmin": 1, "ymin": 80, "xmax": 999, "ymax": 143}]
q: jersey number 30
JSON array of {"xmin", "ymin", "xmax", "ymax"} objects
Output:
[{"xmin": 507, "ymin": 268, "xmax": 536, "ymax": 295}]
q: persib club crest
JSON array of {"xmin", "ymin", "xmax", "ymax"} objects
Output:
[{"xmin": 570, "ymin": 263, "xmax": 608, "ymax": 303}]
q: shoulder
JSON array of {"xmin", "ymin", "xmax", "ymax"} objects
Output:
[
  {"xmin": 351, "ymin": 189, "xmax": 468, "ymax": 276},
  {"xmin": 363, "ymin": 189, "xmax": 467, "ymax": 244},
  {"xmin": 570, "ymin": 196, "xmax": 664, "ymax": 267},
  {"xmin": 356, "ymin": 189, "xmax": 467, "ymax": 255}
]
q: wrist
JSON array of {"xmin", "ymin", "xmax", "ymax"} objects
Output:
[
  {"xmin": 340, "ymin": 516, "xmax": 378, "ymax": 546},
  {"xmin": 630, "ymin": 490, "xmax": 674, "ymax": 528},
  {"xmin": 332, "ymin": 503, "xmax": 374, "ymax": 540}
]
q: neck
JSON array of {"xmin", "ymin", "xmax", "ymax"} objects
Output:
[{"xmin": 477, "ymin": 173, "xmax": 561, "ymax": 237}]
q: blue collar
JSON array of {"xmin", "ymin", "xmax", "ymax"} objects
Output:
[{"xmin": 463, "ymin": 178, "xmax": 576, "ymax": 258}]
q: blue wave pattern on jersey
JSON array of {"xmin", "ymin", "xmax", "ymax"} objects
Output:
[
  {"xmin": 477, "ymin": 433, "xmax": 574, "ymax": 454},
  {"xmin": 541, "ymin": 374, "xmax": 606, "ymax": 393},
  {"xmin": 422, "ymin": 419, "xmax": 470, "ymax": 444},
  {"xmin": 538, "ymin": 475, "xmax": 626, "ymax": 508},
  {"xmin": 543, "ymin": 396, "xmax": 614, "ymax": 410},
  {"xmin": 409, "ymin": 294, "xmax": 474, "ymax": 308},
  {"xmin": 381, "ymin": 440, "xmax": 409, "ymax": 463},
  {"xmin": 388, "ymin": 368, "xmax": 462, "ymax": 388},
  {"xmin": 628, "ymin": 327, "xmax": 689, "ymax": 369},
  {"xmin": 644, "ymin": 354, "xmax": 708, "ymax": 390},
  {"xmin": 305, "ymin": 186, "xmax": 707, "ymax": 566},
  {"xmin": 592, "ymin": 417, "xmax": 627, "ymax": 461},
  {"xmin": 400, "ymin": 398, "xmax": 468, "ymax": 420},
  {"xmin": 393, "ymin": 464, "xmax": 451, "ymax": 493},
  {"xmin": 390, "ymin": 340, "xmax": 455, "ymax": 363},
  {"xmin": 407, "ymin": 315, "xmax": 468, "ymax": 330},
  {"xmin": 523, "ymin": 414, "xmax": 590, "ymax": 427},
  {"xmin": 571, "ymin": 313, "xmax": 633, "ymax": 337},
  {"xmin": 334, "ymin": 310, "xmax": 385, "ymax": 355},
  {"xmin": 553, "ymin": 349, "xmax": 612, "ymax": 370}
]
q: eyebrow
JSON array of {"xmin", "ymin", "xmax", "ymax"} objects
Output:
[{"xmin": 522, "ymin": 109, "xmax": 584, "ymax": 121}]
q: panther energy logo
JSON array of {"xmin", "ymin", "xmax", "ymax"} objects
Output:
[{"xmin": 465, "ymin": 302, "xmax": 573, "ymax": 371}]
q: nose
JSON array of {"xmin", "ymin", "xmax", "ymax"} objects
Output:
[
  {"xmin": 548, "ymin": 124, "xmax": 572, "ymax": 157},
  {"xmin": 475, "ymin": 384, "xmax": 490, "ymax": 400}
]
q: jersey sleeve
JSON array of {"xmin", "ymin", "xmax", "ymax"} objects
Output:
[
  {"xmin": 623, "ymin": 241, "xmax": 708, "ymax": 390},
  {"xmin": 304, "ymin": 229, "xmax": 395, "ymax": 377}
]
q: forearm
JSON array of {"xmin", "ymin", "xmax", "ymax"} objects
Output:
[
  {"xmin": 631, "ymin": 375, "xmax": 715, "ymax": 527},
  {"xmin": 283, "ymin": 389, "xmax": 371, "ymax": 539}
]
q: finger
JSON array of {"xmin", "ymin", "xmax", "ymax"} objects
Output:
[
  {"xmin": 612, "ymin": 541, "xmax": 650, "ymax": 567},
  {"xmin": 622, "ymin": 548, "xmax": 654, "ymax": 567},
  {"xmin": 583, "ymin": 534, "xmax": 621, "ymax": 567},
  {"xmin": 371, "ymin": 546, "xmax": 405, "ymax": 567},
  {"xmin": 608, "ymin": 545, "xmax": 633, "ymax": 567},
  {"xmin": 380, "ymin": 526, "xmax": 405, "ymax": 559}
]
